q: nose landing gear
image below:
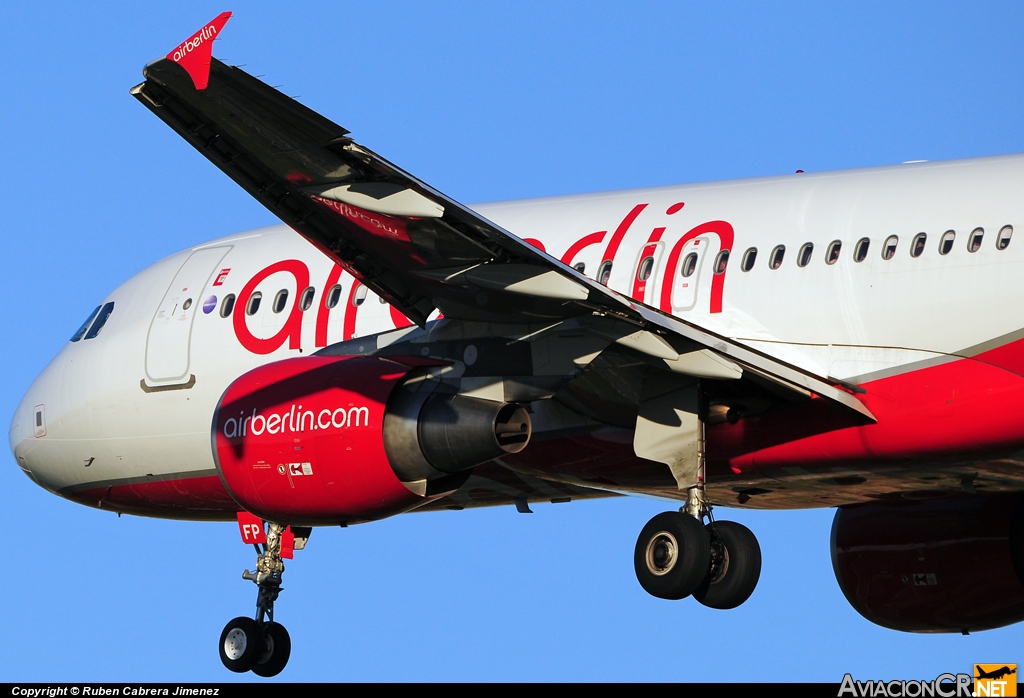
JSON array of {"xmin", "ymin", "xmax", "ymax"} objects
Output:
[
  {"xmin": 634, "ymin": 489, "xmax": 761, "ymax": 608},
  {"xmin": 219, "ymin": 521, "xmax": 293, "ymax": 677}
]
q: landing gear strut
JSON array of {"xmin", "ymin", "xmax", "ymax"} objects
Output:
[
  {"xmin": 219, "ymin": 522, "xmax": 292, "ymax": 676},
  {"xmin": 634, "ymin": 486, "xmax": 761, "ymax": 607}
]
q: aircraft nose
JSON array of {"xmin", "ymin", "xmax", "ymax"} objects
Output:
[
  {"xmin": 9, "ymin": 393, "xmax": 40, "ymax": 485},
  {"xmin": 9, "ymin": 366, "xmax": 64, "ymax": 494}
]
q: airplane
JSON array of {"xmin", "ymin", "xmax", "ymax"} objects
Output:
[
  {"xmin": 9, "ymin": 12, "xmax": 1024, "ymax": 676},
  {"xmin": 975, "ymin": 666, "xmax": 1017, "ymax": 681}
]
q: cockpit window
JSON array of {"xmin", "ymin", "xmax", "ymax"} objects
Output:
[
  {"xmin": 84, "ymin": 302, "xmax": 115, "ymax": 340},
  {"xmin": 70, "ymin": 306, "xmax": 101, "ymax": 342}
]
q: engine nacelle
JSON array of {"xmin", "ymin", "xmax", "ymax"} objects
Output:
[
  {"xmin": 213, "ymin": 355, "xmax": 531, "ymax": 525},
  {"xmin": 382, "ymin": 367, "xmax": 531, "ymax": 483},
  {"xmin": 831, "ymin": 494, "xmax": 1024, "ymax": 633}
]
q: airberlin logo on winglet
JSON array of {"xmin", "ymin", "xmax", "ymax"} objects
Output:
[
  {"xmin": 222, "ymin": 403, "xmax": 370, "ymax": 438},
  {"xmin": 166, "ymin": 11, "xmax": 232, "ymax": 91},
  {"xmin": 170, "ymin": 22, "xmax": 219, "ymax": 63}
]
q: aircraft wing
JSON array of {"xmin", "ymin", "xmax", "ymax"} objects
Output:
[
  {"xmin": 131, "ymin": 24, "xmax": 873, "ymax": 423},
  {"xmin": 414, "ymin": 463, "xmax": 620, "ymax": 513}
]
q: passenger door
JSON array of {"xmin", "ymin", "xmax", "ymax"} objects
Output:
[{"xmin": 144, "ymin": 246, "xmax": 231, "ymax": 387}]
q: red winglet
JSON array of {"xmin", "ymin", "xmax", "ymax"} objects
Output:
[{"xmin": 166, "ymin": 11, "xmax": 232, "ymax": 90}]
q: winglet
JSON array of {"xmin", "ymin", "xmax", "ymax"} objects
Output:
[{"xmin": 166, "ymin": 11, "xmax": 232, "ymax": 90}]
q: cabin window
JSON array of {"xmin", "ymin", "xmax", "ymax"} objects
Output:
[
  {"xmin": 826, "ymin": 240, "xmax": 841, "ymax": 265},
  {"xmin": 910, "ymin": 233, "xmax": 927, "ymax": 258},
  {"xmin": 882, "ymin": 236, "xmax": 899, "ymax": 260},
  {"xmin": 998, "ymin": 225, "xmax": 1013, "ymax": 250},
  {"xmin": 637, "ymin": 256, "xmax": 655, "ymax": 282},
  {"xmin": 299, "ymin": 286, "xmax": 315, "ymax": 311},
  {"xmin": 939, "ymin": 230, "xmax": 955, "ymax": 255},
  {"xmin": 741, "ymin": 247, "xmax": 757, "ymax": 272},
  {"xmin": 246, "ymin": 292, "xmax": 262, "ymax": 316},
  {"xmin": 84, "ymin": 302, "xmax": 115, "ymax": 340},
  {"xmin": 681, "ymin": 252, "xmax": 698, "ymax": 277},
  {"xmin": 70, "ymin": 306, "xmax": 101, "ymax": 342},
  {"xmin": 797, "ymin": 243, "xmax": 813, "ymax": 267},
  {"xmin": 220, "ymin": 294, "xmax": 236, "ymax": 318},
  {"xmin": 968, "ymin": 228, "xmax": 984, "ymax": 252},
  {"xmin": 325, "ymin": 284, "xmax": 342, "ymax": 309},
  {"xmin": 853, "ymin": 237, "xmax": 870, "ymax": 262},
  {"xmin": 272, "ymin": 289, "xmax": 289, "ymax": 313},
  {"xmin": 598, "ymin": 261, "xmax": 613, "ymax": 286},
  {"xmin": 182, "ymin": 298, "xmax": 193, "ymax": 311},
  {"xmin": 769, "ymin": 245, "xmax": 785, "ymax": 270},
  {"xmin": 353, "ymin": 284, "xmax": 367, "ymax": 306},
  {"xmin": 573, "ymin": 262, "xmax": 586, "ymax": 274},
  {"xmin": 378, "ymin": 294, "xmax": 388, "ymax": 304},
  {"xmin": 714, "ymin": 249, "xmax": 729, "ymax": 275}
]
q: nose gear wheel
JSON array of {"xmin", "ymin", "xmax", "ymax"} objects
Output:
[
  {"xmin": 252, "ymin": 621, "xmax": 292, "ymax": 677},
  {"xmin": 219, "ymin": 617, "xmax": 262, "ymax": 673}
]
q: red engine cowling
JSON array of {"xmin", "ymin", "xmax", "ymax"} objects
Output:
[
  {"xmin": 213, "ymin": 354, "xmax": 532, "ymax": 525},
  {"xmin": 214, "ymin": 355, "xmax": 431, "ymax": 525},
  {"xmin": 831, "ymin": 494, "xmax": 1024, "ymax": 632}
]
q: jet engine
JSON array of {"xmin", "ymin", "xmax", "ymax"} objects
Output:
[
  {"xmin": 830, "ymin": 493, "xmax": 1024, "ymax": 632},
  {"xmin": 213, "ymin": 355, "xmax": 531, "ymax": 525}
]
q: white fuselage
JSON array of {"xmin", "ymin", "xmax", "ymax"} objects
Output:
[{"xmin": 11, "ymin": 154, "xmax": 1024, "ymax": 509}]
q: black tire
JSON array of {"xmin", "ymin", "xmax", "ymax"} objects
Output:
[
  {"xmin": 252, "ymin": 622, "xmax": 291, "ymax": 677},
  {"xmin": 693, "ymin": 520, "xmax": 762, "ymax": 609},
  {"xmin": 219, "ymin": 616, "xmax": 263, "ymax": 673},
  {"xmin": 634, "ymin": 511, "xmax": 711, "ymax": 600}
]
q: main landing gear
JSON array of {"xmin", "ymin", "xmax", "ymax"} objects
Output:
[
  {"xmin": 634, "ymin": 490, "xmax": 761, "ymax": 608},
  {"xmin": 219, "ymin": 522, "xmax": 292, "ymax": 677}
]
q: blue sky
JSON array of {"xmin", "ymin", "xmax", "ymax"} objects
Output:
[{"xmin": 3, "ymin": 0, "xmax": 1023, "ymax": 682}]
